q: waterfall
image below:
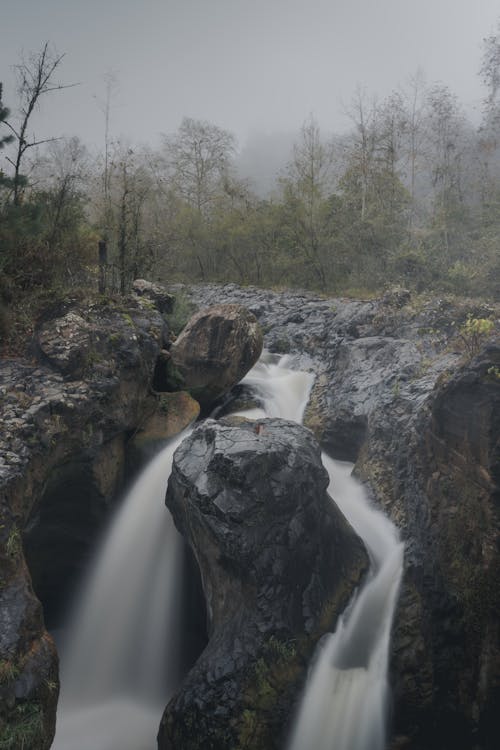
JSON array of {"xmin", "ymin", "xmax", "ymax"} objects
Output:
[
  {"xmin": 287, "ymin": 457, "xmax": 404, "ymax": 750},
  {"xmin": 53, "ymin": 433, "xmax": 187, "ymax": 750},
  {"xmin": 52, "ymin": 352, "xmax": 402, "ymax": 750},
  {"xmin": 239, "ymin": 354, "xmax": 404, "ymax": 750},
  {"xmin": 233, "ymin": 352, "xmax": 315, "ymax": 422}
]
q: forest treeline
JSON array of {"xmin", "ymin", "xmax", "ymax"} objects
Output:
[{"xmin": 1, "ymin": 29, "xmax": 500, "ymax": 328}]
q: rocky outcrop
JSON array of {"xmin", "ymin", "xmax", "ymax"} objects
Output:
[
  {"xmin": 0, "ymin": 286, "xmax": 273, "ymax": 748},
  {"xmin": 158, "ymin": 417, "xmax": 368, "ymax": 750},
  {"xmin": 2, "ymin": 277, "xmax": 498, "ymax": 749},
  {"xmin": 167, "ymin": 304, "xmax": 263, "ymax": 408},
  {"xmin": 383, "ymin": 344, "xmax": 500, "ymax": 750},
  {"xmin": 175, "ymin": 282, "xmax": 500, "ymax": 750},
  {"xmin": 0, "ymin": 293, "xmax": 170, "ymax": 749},
  {"xmin": 132, "ymin": 279, "xmax": 175, "ymax": 314}
]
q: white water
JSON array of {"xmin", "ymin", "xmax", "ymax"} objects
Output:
[
  {"xmin": 288, "ymin": 458, "xmax": 404, "ymax": 750},
  {"xmin": 234, "ymin": 352, "xmax": 315, "ymax": 423},
  {"xmin": 240, "ymin": 354, "xmax": 404, "ymax": 750},
  {"xmin": 53, "ymin": 433, "xmax": 187, "ymax": 750},
  {"xmin": 53, "ymin": 352, "xmax": 403, "ymax": 750}
]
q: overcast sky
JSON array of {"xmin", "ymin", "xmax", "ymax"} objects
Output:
[{"xmin": 2, "ymin": 0, "xmax": 499, "ymax": 154}]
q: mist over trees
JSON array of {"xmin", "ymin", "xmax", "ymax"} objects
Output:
[{"xmin": 1, "ymin": 28, "xmax": 500, "ymax": 323}]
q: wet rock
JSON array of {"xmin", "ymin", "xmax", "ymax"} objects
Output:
[
  {"xmin": 386, "ymin": 343, "xmax": 500, "ymax": 750},
  {"xmin": 0, "ymin": 294, "xmax": 166, "ymax": 747},
  {"xmin": 173, "ymin": 282, "xmax": 500, "ymax": 749},
  {"xmin": 168, "ymin": 304, "xmax": 263, "ymax": 408},
  {"xmin": 159, "ymin": 417, "xmax": 368, "ymax": 750},
  {"xmin": 127, "ymin": 391, "xmax": 200, "ymax": 464}
]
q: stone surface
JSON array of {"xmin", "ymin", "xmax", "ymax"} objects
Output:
[
  {"xmin": 168, "ymin": 303, "xmax": 263, "ymax": 408},
  {"xmin": 132, "ymin": 278, "xmax": 175, "ymax": 314},
  {"xmin": 0, "ymin": 294, "xmax": 168, "ymax": 749},
  {"xmin": 128, "ymin": 391, "xmax": 200, "ymax": 461},
  {"xmin": 384, "ymin": 343, "xmax": 500, "ymax": 750},
  {"xmin": 174, "ymin": 282, "xmax": 500, "ymax": 750},
  {"xmin": 2, "ymin": 279, "xmax": 499, "ymax": 749},
  {"xmin": 158, "ymin": 417, "xmax": 368, "ymax": 750}
]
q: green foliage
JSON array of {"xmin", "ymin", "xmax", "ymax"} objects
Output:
[
  {"xmin": 458, "ymin": 316, "xmax": 495, "ymax": 359},
  {"xmin": 0, "ymin": 192, "xmax": 96, "ymax": 294},
  {"xmin": 444, "ymin": 260, "xmax": 475, "ymax": 295},
  {"xmin": 6, "ymin": 527, "xmax": 22, "ymax": 559},
  {"xmin": 0, "ymin": 660, "xmax": 19, "ymax": 685},
  {"xmin": 165, "ymin": 291, "xmax": 195, "ymax": 336},
  {"xmin": 486, "ymin": 365, "xmax": 500, "ymax": 381},
  {"xmin": 0, "ymin": 703, "xmax": 44, "ymax": 750},
  {"xmin": 0, "ymin": 83, "xmax": 15, "ymax": 191}
]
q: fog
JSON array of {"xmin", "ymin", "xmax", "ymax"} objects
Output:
[{"xmin": 2, "ymin": 0, "xmax": 499, "ymax": 161}]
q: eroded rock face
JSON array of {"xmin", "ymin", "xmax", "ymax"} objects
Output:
[
  {"xmin": 168, "ymin": 304, "xmax": 263, "ymax": 408},
  {"xmin": 175, "ymin": 282, "xmax": 500, "ymax": 749},
  {"xmin": 0, "ymin": 294, "xmax": 170, "ymax": 748},
  {"xmin": 386, "ymin": 344, "xmax": 500, "ymax": 750},
  {"xmin": 159, "ymin": 417, "xmax": 368, "ymax": 750}
]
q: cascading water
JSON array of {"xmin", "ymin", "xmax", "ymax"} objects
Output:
[
  {"xmin": 287, "ymin": 457, "xmax": 404, "ymax": 750},
  {"xmin": 52, "ymin": 352, "xmax": 402, "ymax": 750},
  {"xmin": 53, "ymin": 432, "xmax": 187, "ymax": 750},
  {"xmin": 239, "ymin": 354, "xmax": 404, "ymax": 750},
  {"xmin": 233, "ymin": 352, "xmax": 315, "ymax": 423}
]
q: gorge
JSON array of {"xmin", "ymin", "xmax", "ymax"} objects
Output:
[{"xmin": 0, "ymin": 282, "xmax": 498, "ymax": 750}]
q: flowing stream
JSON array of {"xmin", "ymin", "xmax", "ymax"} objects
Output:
[
  {"xmin": 288, "ymin": 456, "xmax": 404, "ymax": 750},
  {"xmin": 240, "ymin": 354, "xmax": 404, "ymax": 750},
  {"xmin": 53, "ymin": 433, "xmax": 187, "ymax": 750},
  {"xmin": 52, "ymin": 353, "xmax": 403, "ymax": 750}
]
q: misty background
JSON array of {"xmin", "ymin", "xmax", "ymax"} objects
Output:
[
  {"xmin": 1, "ymin": 0, "xmax": 500, "ymax": 313},
  {"xmin": 2, "ymin": 0, "xmax": 500, "ymax": 190}
]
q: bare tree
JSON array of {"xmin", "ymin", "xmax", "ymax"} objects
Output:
[
  {"xmin": 164, "ymin": 117, "xmax": 236, "ymax": 215},
  {"xmin": 94, "ymin": 71, "xmax": 120, "ymax": 237},
  {"xmin": 344, "ymin": 87, "xmax": 380, "ymax": 221},
  {"xmin": 280, "ymin": 115, "xmax": 335, "ymax": 288},
  {"xmin": 4, "ymin": 42, "xmax": 77, "ymax": 205}
]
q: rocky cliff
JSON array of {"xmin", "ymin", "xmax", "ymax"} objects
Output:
[
  {"xmin": 0, "ymin": 291, "xmax": 178, "ymax": 749},
  {"xmin": 158, "ymin": 417, "xmax": 368, "ymax": 750},
  {"xmin": 1, "ymin": 280, "xmax": 498, "ymax": 749},
  {"xmin": 0, "ymin": 285, "xmax": 264, "ymax": 749},
  {"xmin": 178, "ymin": 282, "xmax": 499, "ymax": 750}
]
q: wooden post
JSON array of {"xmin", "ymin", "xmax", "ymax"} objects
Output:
[{"xmin": 98, "ymin": 239, "xmax": 107, "ymax": 293}]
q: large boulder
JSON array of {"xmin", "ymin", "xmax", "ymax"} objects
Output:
[
  {"xmin": 158, "ymin": 417, "xmax": 368, "ymax": 750},
  {"xmin": 167, "ymin": 304, "xmax": 263, "ymax": 408}
]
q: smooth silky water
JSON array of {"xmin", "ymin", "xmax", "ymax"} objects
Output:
[
  {"xmin": 240, "ymin": 353, "xmax": 404, "ymax": 750},
  {"xmin": 53, "ymin": 353, "xmax": 403, "ymax": 749},
  {"xmin": 53, "ymin": 433, "xmax": 187, "ymax": 750}
]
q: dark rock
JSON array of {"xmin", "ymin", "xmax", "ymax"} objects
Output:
[
  {"xmin": 391, "ymin": 344, "xmax": 500, "ymax": 750},
  {"xmin": 132, "ymin": 278, "xmax": 175, "ymax": 314},
  {"xmin": 0, "ymin": 294, "xmax": 168, "ymax": 747},
  {"xmin": 168, "ymin": 304, "xmax": 263, "ymax": 408},
  {"xmin": 173, "ymin": 282, "xmax": 500, "ymax": 749},
  {"xmin": 158, "ymin": 417, "xmax": 368, "ymax": 750}
]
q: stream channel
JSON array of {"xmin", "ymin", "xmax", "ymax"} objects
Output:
[{"xmin": 52, "ymin": 353, "xmax": 403, "ymax": 750}]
